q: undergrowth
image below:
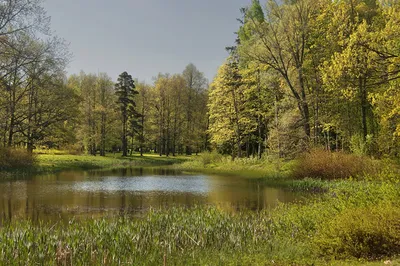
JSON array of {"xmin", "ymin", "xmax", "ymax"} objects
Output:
[
  {"xmin": 176, "ymin": 151, "xmax": 292, "ymax": 178},
  {"xmin": 292, "ymin": 149, "xmax": 383, "ymax": 180},
  {"xmin": 0, "ymin": 148, "xmax": 36, "ymax": 170}
]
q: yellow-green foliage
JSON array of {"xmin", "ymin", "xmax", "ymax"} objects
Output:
[
  {"xmin": 0, "ymin": 148, "xmax": 36, "ymax": 169},
  {"xmin": 314, "ymin": 204, "xmax": 400, "ymax": 259},
  {"xmin": 34, "ymin": 146, "xmax": 82, "ymax": 155},
  {"xmin": 293, "ymin": 149, "xmax": 380, "ymax": 180},
  {"xmin": 196, "ymin": 151, "xmax": 223, "ymax": 167},
  {"xmin": 177, "ymin": 153, "xmax": 290, "ymax": 178}
]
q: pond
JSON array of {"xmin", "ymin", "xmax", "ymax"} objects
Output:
[{"xmin": 0, "ymin": 168, "xmax": 303, "ymax": 222}]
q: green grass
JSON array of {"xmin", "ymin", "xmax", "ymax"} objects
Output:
[
  {"xmin": 36, "ymin": 153, "xmax": 188, "ymax": 172},
  {"xmin": 0, "ymin": 152, "xmax": 188, "ymax": 177},
  {"xmin": 176, "ymin": 152, "xmax": 294, "ymax": 179}
]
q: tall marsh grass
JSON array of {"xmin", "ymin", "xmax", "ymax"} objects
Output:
[
  {"xmin": 0, "ymin": 207, "xmax": 276, "ymax": 265},
  {"xmin": 292, "ymin": 149, "xmax": 381, "ymax": 180}
]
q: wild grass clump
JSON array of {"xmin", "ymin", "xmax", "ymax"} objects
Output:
[
  {"xmin": 292, "ymin": 149, "xmax": 380, "ymax": 180},
  {"xmin": 198, "ymin": 151, "xmax": 223, "ymax": 166},
  {"xmin": 314, "ymin": 204, "xmax": 400, "ymax": 259},
  {"xmin": 266, "ymin": 180, "xmax": 400, "ymax": 262},
  {"xmin": 177, "ymin": 151, "xmax": 223, "ymax": 169},
  {"xmin": 0, "ymin": 147, "xmax": 36, "ymax": 170},
  {"xmin": 0, "ymin": 207, "xmax": 276, "ymax": 265}
]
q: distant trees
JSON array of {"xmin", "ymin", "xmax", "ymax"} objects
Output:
[
  {"xmin": 136, "ymin": 82, "xmax": 151, "ymax": 156},
  {"xmin": 144, "ymin": 68, "xmax": 208, "ymax": 156},
  {"xmin": 67, "ymin": 72, "xmax": 117, "ymax": 156},
  {"xmin": 10, "ymin": 62, "xmax": 210, "ymax": 156},
  {"xmin": 182, "ymin": 64, "xmax": 208, "ymax": 155}
]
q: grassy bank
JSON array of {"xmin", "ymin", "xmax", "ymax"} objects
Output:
[
  {"xmin": 175, "ymin": 152, "xmax": 294, "ymax": 179},
  {"xmin": 0, "ymin": 151, "xmax": 189, "ymax": 176},
  {"xmin": 176, "ymin": 150, "xmax": 400, "ymax": 191},
  {"xmin": 36, "ymin": 153, "xmax": 188, "ymax": 173},
  {"xmin": 1, "ymin": 179, "xmax": 399, "ymax": 265}
]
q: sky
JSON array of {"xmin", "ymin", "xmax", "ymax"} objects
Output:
[{"xmin": 43, "ymin": 0, "xmax": 251, "ymax": 84}]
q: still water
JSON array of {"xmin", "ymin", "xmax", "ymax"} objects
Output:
[{"xmin": 0, "ymin": 168, "xmax": 301, "ymax": 222}]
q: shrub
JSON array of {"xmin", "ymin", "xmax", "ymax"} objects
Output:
[
  {"xmin": 198, "ymin": 151, "xmax": 223, "ymax": 166},
  {"xmin": 0, "ymin": 148, "xmax": 36, "ymax": 170},
  {"xmin": 292, "ymin": 149, "xmax": 379, "ymax": 180},
  {"xmin": 313, "ymin": 204, "xmax": 400, "ymax": 259}
]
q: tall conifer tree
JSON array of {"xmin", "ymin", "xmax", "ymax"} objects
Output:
[{"xmin": 115, "ymin": 71, "xmax": 139, "ymax": 156}]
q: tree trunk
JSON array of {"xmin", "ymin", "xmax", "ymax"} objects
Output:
[
  {"xmin": 7, "ymin": 88, "xmax": 15, "ymax": 147},
  {"xmin": 100, "ymin": 112, "xmax": 106, "ymax": 156},
  {"xmin": 122, "ymin": 115, "xmax": 127, "ymax": 157},
  {"xmin": 231, "ymin": 87, "xmax": 242, "ymax": 158},
  {"xmin": 298, "ymin": 68, "xmax": 311, "ymax": 139},
  {"xmin": 140, "ymin": 101, "xmax": 145, "ymax": 157},
  {"xmin": 258, "ymin": 116, "xmax": 262, "ymax": 159},
  {"xmin": 275, "ymin": 96, "xmax": 281, "ymax": 158},
  {"xmin": 360, "ymin": 77, "xmax": 368, "ymax": 141}
]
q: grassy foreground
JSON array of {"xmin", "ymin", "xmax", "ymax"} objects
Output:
[{"xmin": 1, "ymin": 180, "xmax": 400, "ymax": 265}]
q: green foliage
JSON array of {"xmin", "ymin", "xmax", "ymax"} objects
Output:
[
  {"xmin": 314, "ymin": 204, "xmax": 400, "ymax": 259},
  {"xmin": 68, "ymin": 72, "xmax": 118, "ymax": 156},
  {"xmin": 196, "ymin": 151, "xmax": 223, "ymax": 167},
  {"xmin": 292, "ymin": 149, "xmax": 380, "ymax": 180},
  {"xmin": 224, "ymin": 0, "xmax": 400, "ymax": 158},
  {"xmin": 0, "ymin": 148, "xmax": 36, "ymax": 170},
  {"xmin": 349, "ymin": 133, "xmax": 378, "ymax": 155},
  {"xmin": 269, "ymin": 179, "xmax": 400, "ymax": 262},
  {"xmin": 208, "ymin": 59, "xmax": 272, "ymax": 158}
]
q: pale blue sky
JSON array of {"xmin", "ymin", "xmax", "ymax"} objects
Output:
[{"xmin": 43, "ymin": 0, "xmax": 251, "ymax": 83}]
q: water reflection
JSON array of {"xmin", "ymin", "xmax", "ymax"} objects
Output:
[
  {"xmin": 0, "ymin": 168, "xmax": 302, "ymax": 222},
  {"xmin": 73, "ymin": 175, "xmax": 209, "ymax": 194}
]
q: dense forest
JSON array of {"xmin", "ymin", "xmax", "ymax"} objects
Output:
[
  {"xmin": 2, "ymin": 0, "xmax": 400, "ymax": 160},
  {"xmin": 209, "ymin": 0, "xmax": 400, "ymax": 159}
]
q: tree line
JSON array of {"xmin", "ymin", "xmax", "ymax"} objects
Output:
[
  {"xmin": 208, "ymin": 0, "xmax": 400, "ymax": 158},
  {"xmin": 0, "ymin": 0, "xmax": 209, "ymax": 156},
  {"xmin": 67, "ymin": 66, "xmax": 208, "ymax": 156},
  {"xmin": 4, "ymin": 0, "xmax": 400, "ymax": 159}
]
